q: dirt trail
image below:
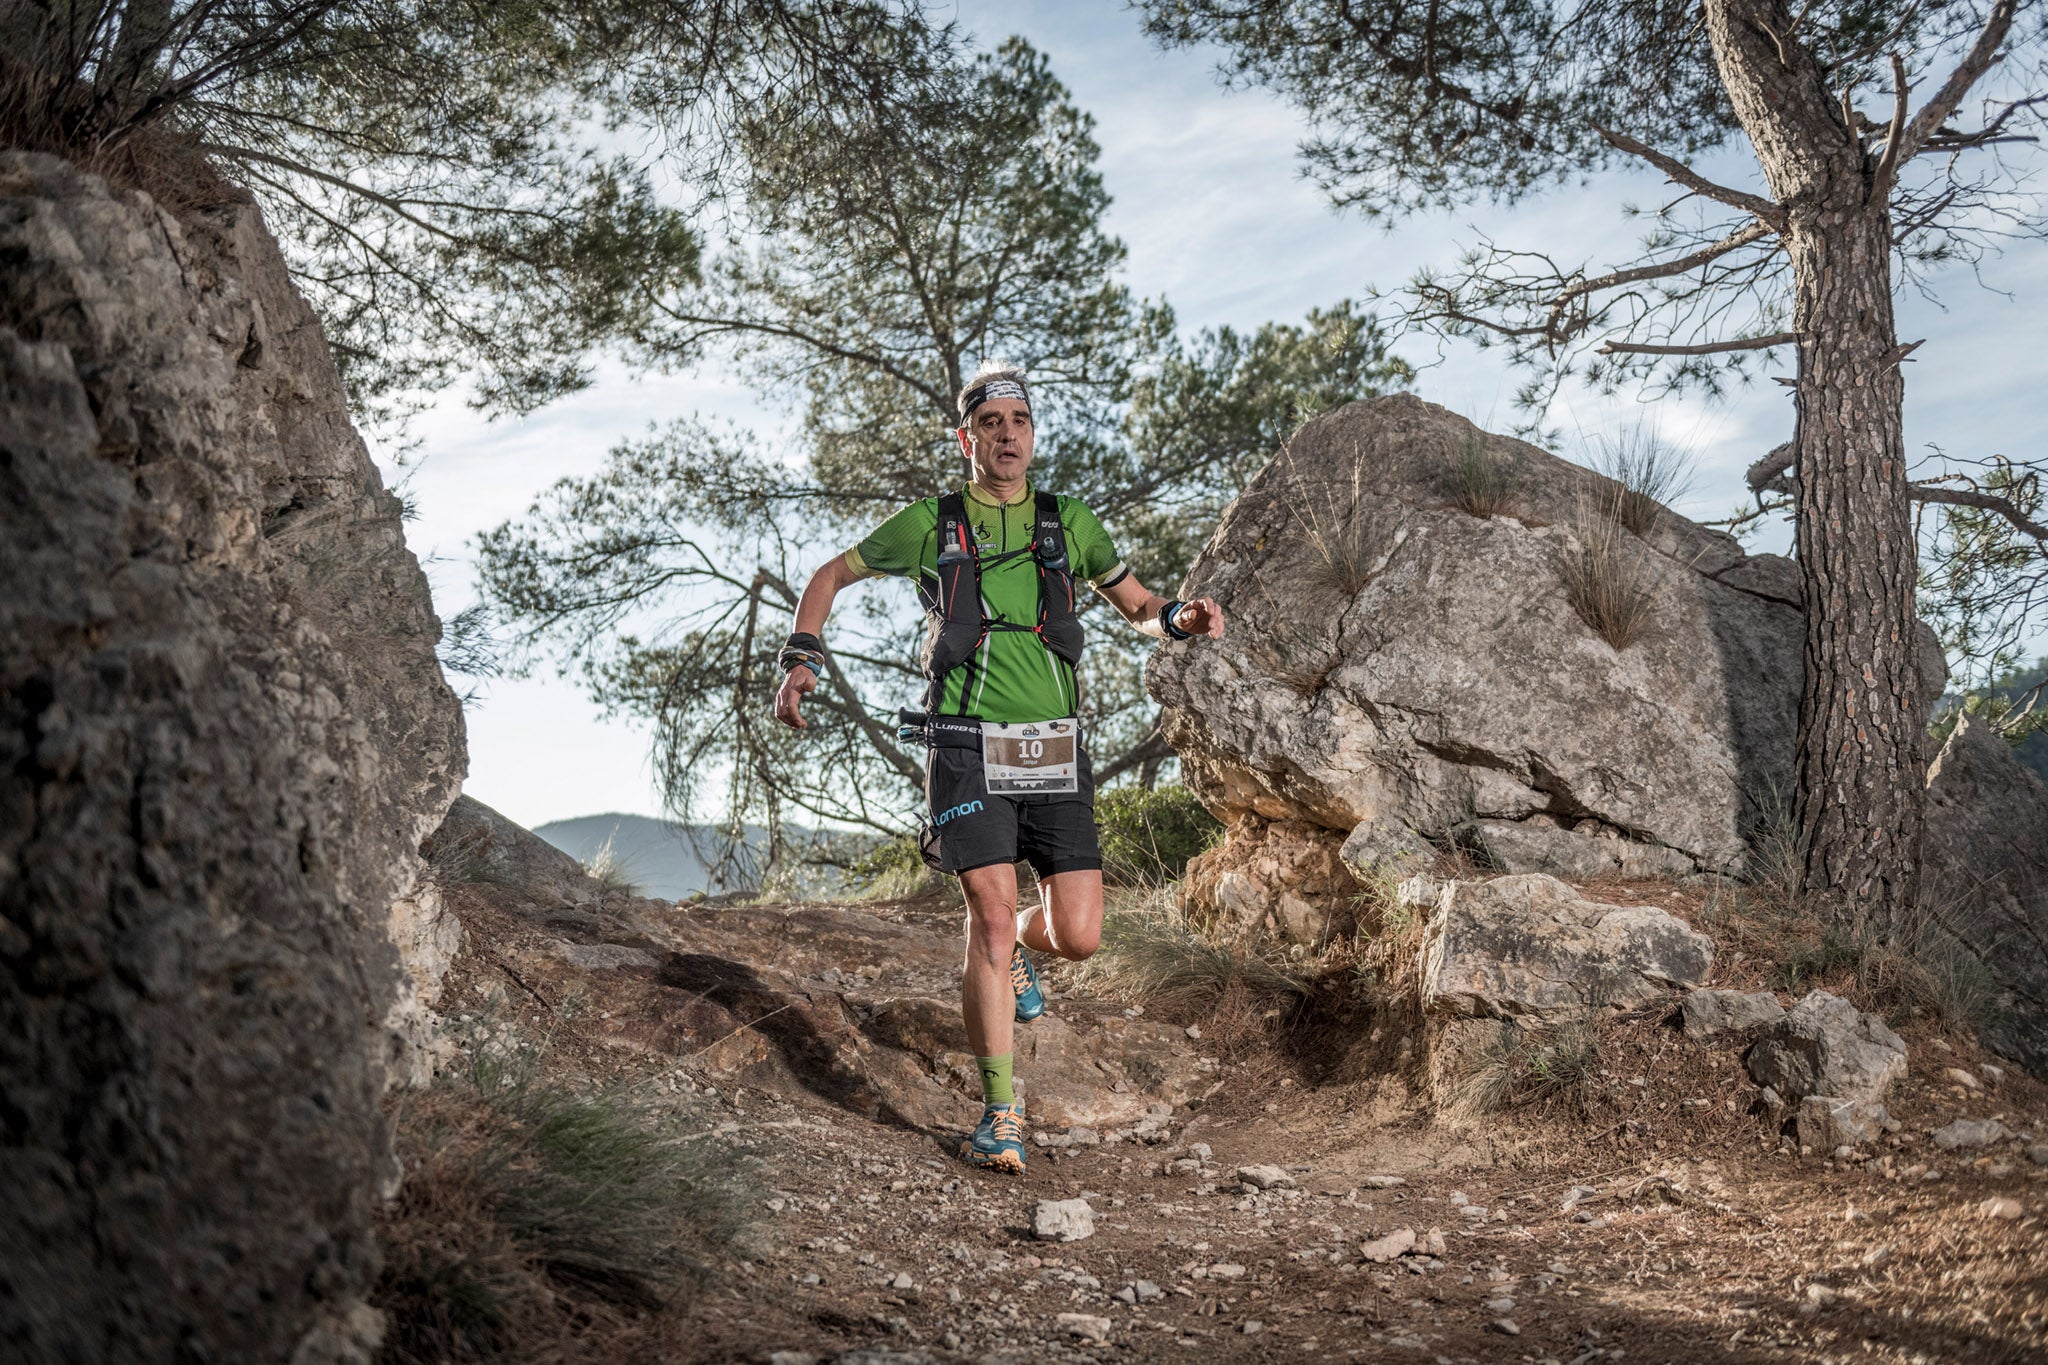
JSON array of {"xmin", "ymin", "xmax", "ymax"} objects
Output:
[{"xmin": 425, "ymin": 883, "xmax": 2048, "ymax": 1364}]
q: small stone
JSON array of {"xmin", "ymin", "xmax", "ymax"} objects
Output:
[
  {"xmin": 888, "ymin": 1271, "xmax": 913, "ymax": 1290},
  {"xmin": 2028, "ymin": 1144, "xmax": 2048, "ymax": 1167},
  {"xmin": 1134, "ymin": 1280, "xmax": 1163, "ymax": 1302},
  {"xmin": 1058, "ymin": 1312, "xmax": 1112, "ymax": 1342},
  {"xmin": 1189, "ymin": 1142, "xmax": 1213, "ymax": 1161},
  {"xmin": 1361, "ymin": 1174, "xmax": 1407, "ymax": 1189},
  {"xmin": 1423, "ymin": 1228, "xmax": 1447, "ymax": 1256},
  {"xmin": 1931, "ymin": 1118, "xmax": 2013, "ymax": 1150},
  {"xmin": 767, "ymin": 1353, "xmax": 820, "ymax": 1365},
  {"xmin": 1945, "ymin": 1066, "xmax": 1983, "ymax": 1091},
  {"xmin": 1208, "ymin": 1263, "xmax": 1246, "ymax": 1278},
  {"xmin": 1068, "ymin": 1126, "xmax": 1101, "ymax": 1147},
  {"xmin": 1488, "ymin": 1319, "xmax": 1521, "ymax": 1336},
  {"xmin": 1241, "ymin": 1321, "xmax": 1264, "ymax": 1335},
  {"xmin": 1237, "ymin": 1163, "xmax": 1295, "ymax": 1190},
  {"xmin": 1980, "ymin": 1063, "xmax": 2006, "ymax": 1084},
  {"xmin": 1483, "ymin": 1296, "xmax": 1516, "ymax": 1313},
  {"xmin": 1034, "ymin": 1198, "xmax": 1095, "ymax": 1242},
  {"xmin": 1358, "ymin": 1228, "xmax": 1416, "ymax": 1263},
  {"xmin": 1186, "ymin": 1025, "xmax": 1202, "ymax": 1039},
  {"xmin": 1113, "ymin": 1286, "xmax": 1136, "ymax": 1305},
  {"xmin": 1981, "ymin": 1197, "xmax": 2023, "ymax": 1221}
]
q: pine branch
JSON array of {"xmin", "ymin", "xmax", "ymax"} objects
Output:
[
  {"xmin": 1910, "ymin": 484, "xmax": 2048, "ymax": 542},
  {"xmin": 1891, "ymin": 0, "xmax": 2021, "ymax": 168},
  {"xmin": 1597, "ymin": 331, "xmax": 1798, "ymax": 356},
  {"xmin": 1594, "ymin": 126, "xmax": 1786, "ymax": 228}
]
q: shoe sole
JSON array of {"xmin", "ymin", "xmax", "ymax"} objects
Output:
[{"xmin": 960, "ymin": 1141, "xmax": 1026, "ymax": 1174}]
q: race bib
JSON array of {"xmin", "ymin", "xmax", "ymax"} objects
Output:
[{"xmin": 981, "ymin": 719, "xmax": 1080, "ymax": 795}]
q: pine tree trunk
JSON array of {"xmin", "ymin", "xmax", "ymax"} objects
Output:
[
  {"xmin": 1785, "ymin": 203, "xmax": 1923, "ymax": 935},
  {"xmin": 1705, "ymin": 0, "xmax": 1924, "ymax": 936}
]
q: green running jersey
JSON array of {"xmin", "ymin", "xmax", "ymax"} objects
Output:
[{"xmin": 848, "ymin": 481, "xmax": 1127, "ymax": 722}]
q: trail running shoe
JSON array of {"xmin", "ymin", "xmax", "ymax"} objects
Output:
[
  {"xmin": 960, "ymin": 1101, "xmax": 1027, "ymax": 1173},
  {"xmin": 1011, "ymin": 943, "xmax": 1046, "ymax": 1022}
]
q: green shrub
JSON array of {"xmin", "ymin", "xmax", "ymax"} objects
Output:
[
  {"xmin": 1097, "ymin": 784, "xmax": 1221, "ymax": 886},
  {"xmin": 842, "ymin": 832, "xmax": 938, "ymax": 899}
]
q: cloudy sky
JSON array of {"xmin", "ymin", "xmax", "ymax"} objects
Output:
[{"xmin": 382, "ymin": 1, "xmax": 2047, "ymax": 832}]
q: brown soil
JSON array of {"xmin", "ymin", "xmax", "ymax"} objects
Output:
[{"xmin": 399, "ymin": 876, "xmax": 2048, "ymax": 1364}]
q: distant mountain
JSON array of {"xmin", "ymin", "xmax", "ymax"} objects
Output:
[{"xmin": 532, "ymin": 813, "xmax": 759, "ymax": 900}]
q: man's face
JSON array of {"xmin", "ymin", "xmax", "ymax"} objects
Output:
[{"xmin": 960, "ymin": 397, "xmax": 1034, "ymax": 483}]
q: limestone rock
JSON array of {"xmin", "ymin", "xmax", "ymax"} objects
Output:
[
  {"xmin": 1922, "ymin": 712, "xmax": 2048, "ymax": 1076},
  {"xmin": 1358, "ymin": 1228, "xmax": 1417, "ymax": 1262},
  {"xmin": 425, "ymin": 793, "xmax": 601, "ymax": 905},
  {"xmin": 1795, "ymin": 1096, "xmax": 1889, "ymax": 1150},
  {"xmin": 1341, "ymin": 819, "xmax": 1435, "ymax": 881},
  {"xmin": 0, "ymin": 153, "xmax": 462, "ymax": 1362},
  {"xmin": 1034, "ymin": 1199, "xmax": 1096, "ymax": 1242},
  {"xmin": 1744, "ymin": 991, "xmax": 1908, "ymax": 1105},
  {"xmin": 1420, "ymin": 875, "xmax": 1715, "ymax": 1024},
  {"xmin": 1683, "ymin": 989, "xmax": 1787, "ymax": 1040}
]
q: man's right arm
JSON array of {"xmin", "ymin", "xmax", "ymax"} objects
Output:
[{"xmin": 773, "ymin": 551, "xmax": 863, "ymax": 731}]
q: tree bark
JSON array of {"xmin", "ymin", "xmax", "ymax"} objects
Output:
[{"xmin": 1705, "ymin": 0, "xmax": 1924, "ymax": 935}]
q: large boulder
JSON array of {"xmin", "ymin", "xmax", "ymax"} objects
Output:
[
  {"xmin": 0, "ymin": 152, "xmax": 463, "ymax": 1362},
  {"xmin": 1921, "ymin": 712, "xmax": 2048, "ymax": 1075},
  {"xmin": 1148, "ymin": 394, "xmax": 1945, "ymax": 899}
]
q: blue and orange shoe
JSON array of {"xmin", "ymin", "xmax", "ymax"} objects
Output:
[
  {"xmin": 960, "ymin": 1101, "xmax": 1027, "ymax": 1173},
  {"xmin": 1011, "ymin": 944, "xmax": 1046, "ymax": 1022}
]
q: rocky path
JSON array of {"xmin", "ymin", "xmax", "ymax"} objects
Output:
[
  {"xmin": 687, "ymin": 1064, "xmax": 2045, "ymax": 1364},
  {"xmin": 420, "ymin": 846, "xmax": 2048, "ymax": 1364}
]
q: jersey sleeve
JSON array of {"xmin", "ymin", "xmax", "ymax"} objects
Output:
[
  {"xmin": 1060, "ymin": 497, "xmax": 1128, "ymax": 589},
  {"xmin": 847, "ymin": 498, "xmax": 936, "ymax": 580}
]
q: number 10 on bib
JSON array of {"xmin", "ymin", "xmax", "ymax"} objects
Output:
[{"xmin": 980, "ymin": 720, "xmax": 1080, "ymax": 795}]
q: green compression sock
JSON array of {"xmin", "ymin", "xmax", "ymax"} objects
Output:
[{"xmin": 977, "ymin": 1053, "xmax": 1015, "ymax": 1107}]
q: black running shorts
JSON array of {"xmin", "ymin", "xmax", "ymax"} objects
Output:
[{"xmin": 925, "ymin": 724, "xmax": 1102, "ymax": 878}]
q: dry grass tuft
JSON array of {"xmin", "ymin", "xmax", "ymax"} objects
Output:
[
  {"xmin": 1444, "ymin": 435, "xmax": 1518, "ymax": 517},
  {"xmin": 1588, "ymin": 424, "xmax": 1697, "ymax": 536},
  {"xmin": 375, "ymin": 1038, "xmax": 752, "ymax": 1362},
  {"xmin": 581, "ymin": 832, "xmax": 643, "ymax": 897},
  {"xmin": 1447, "ymin": 1017, "xmax": 1602, "ymax": 1123},
  {"xmin": 1558, "ymin": 486, "xmax": 1664, "ymax": 649},
  {"xmin": 1078, "ymin": 887, "xmax": 1308, "ymax": 1024},
  {"xmin": 1284, "ymin": 449, "xmax": 1398, "ymax": 598}
]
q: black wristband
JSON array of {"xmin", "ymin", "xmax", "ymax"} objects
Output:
[
  {"xmin": 1159, "ymin": 599, "xmax": 1193, "ymax": 640},
  {"xmin": 779, "ymin": 632, "xmax": 826, "ymax": 676}
]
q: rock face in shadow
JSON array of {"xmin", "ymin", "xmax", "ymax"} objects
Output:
[
  {"xmin": 1149, "ymin": 395, "xmax": 1946, "ymax": 922},
  {"xmin": 1922, "ymin": 713, "xmax": 2048, "ymax": 1075},
  {"xmin": 0, "ymin": 153, "xmax": 463, "ymax": 1363}
]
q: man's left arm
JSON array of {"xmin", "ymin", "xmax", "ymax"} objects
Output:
[
  {"xmin": 1099, "ymin": 573, "xmax": 1224, "ymax": 640},
  {"xmin": 1062, "ymin": 498, "xmax": 1223, "ymax": 640}
]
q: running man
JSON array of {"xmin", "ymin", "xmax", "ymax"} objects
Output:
[{"xmin": 771, "ymin": 361, "xmax": 1223, "ymax": 1172}]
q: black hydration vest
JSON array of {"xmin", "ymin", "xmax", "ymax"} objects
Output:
[{"xmin": 917, "ymin": 489, "xmax": 1084, "ymax": 716}]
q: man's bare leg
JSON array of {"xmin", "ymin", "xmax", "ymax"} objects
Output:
[
  {"xmin": 959, "ymin": 861, "xmax": 1022, "ymax": 1060},
  {"xmin": 1016, "ymin": 868, "xmax": 1103, "ymax": 962}
]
